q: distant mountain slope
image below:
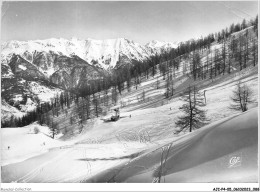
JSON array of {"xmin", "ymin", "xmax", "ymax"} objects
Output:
[
  {"xmin": 8, "ymin": 55, "xmax": 46, "ymax": 81},
  {"xmin": 1, "ymin": 38, "xmax": 177, "ymax": 70},
  {"xmin": 1, "ymin": 53, "xmax": 105, "ymax": 120}
]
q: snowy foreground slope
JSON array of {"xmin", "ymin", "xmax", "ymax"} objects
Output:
[
  {"xmin": 1, "ymin": 108, "xmax": 258, "ymax": 183},
  {"xmin": 1, "ymin": 124, "xmax": 63, "ymax": 166},
  {"xmin": 88, "ymin": 108, "xmax": 258, "ymax": 183}
]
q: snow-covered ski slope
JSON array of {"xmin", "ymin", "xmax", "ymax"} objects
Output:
[
  {"xmin": 1, "ymin": 63, "xmax": 258, "ymax": 182},
  {"xmin": 1, "ymin": 123, "xmax": 64, "ymax": 166},
  {"xmin": 88, "ymin": 107, "xmax": 258, "ymax": 183},
  {"xmin": 2, "ymin": 108, "xmax": 258, "ymax": 182}
]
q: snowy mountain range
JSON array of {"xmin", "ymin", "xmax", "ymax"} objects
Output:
[{"xmin": 1, "ymin": 38, "xmax": 178, "ymax": 71}]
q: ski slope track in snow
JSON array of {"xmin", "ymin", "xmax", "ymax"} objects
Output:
[
  {"xmin": 87, "ymin": 108, "xmax": 258, "ymax": 183},
  {"xmin": 1, "ymin": 108, "xmax": 258, "ymax": 183}
]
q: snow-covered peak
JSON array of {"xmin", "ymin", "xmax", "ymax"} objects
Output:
[
  {"xmin": 145, "ymin": 40, "xmax": 178, "ymax": 54},
  {"xmin": 146, "ymin": 40, "xmax": 163, "ymax": 47},
  {"xmin": 146, "ymin": 40, "xmax": 178, "ymax": 50}
]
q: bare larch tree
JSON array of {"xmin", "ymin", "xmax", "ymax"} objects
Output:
[
  {"xmin": 230, "ymin": 82, "xmax": 254, "ymax": 112},
  {"xmin": 175, "ymin": 85, "xmax": 208, "ymax": 133}
]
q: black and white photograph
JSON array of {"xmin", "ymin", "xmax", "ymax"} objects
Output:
[{"xmin": 1, "ymin": 0, "xmax": 259, "ymax": 190}]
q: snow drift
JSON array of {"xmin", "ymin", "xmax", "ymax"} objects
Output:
[{"xmin": 87, "ymin": 108, "xmax": 258, "ymax": 183}]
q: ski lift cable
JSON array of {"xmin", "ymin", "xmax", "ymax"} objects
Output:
[
  {"xmin": 218, "ymin": 2, "xmax": 253, "ymax": 21},
  {"xmin": 218, "ymin": 2, "xmax": 245, "ymax": 19},
  {"xmin": 1, "ymin": 2, "xmax": 10, "ymax": 19}
]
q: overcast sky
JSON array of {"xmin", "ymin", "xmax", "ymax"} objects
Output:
[{"xmin": 1, "ymin": 1, "xmax": 258, "ymax": 45}]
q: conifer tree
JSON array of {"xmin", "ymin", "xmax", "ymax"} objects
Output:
[{"xmin": 175, "ymin": 85, "xmax": 208, "ymax": 133}]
